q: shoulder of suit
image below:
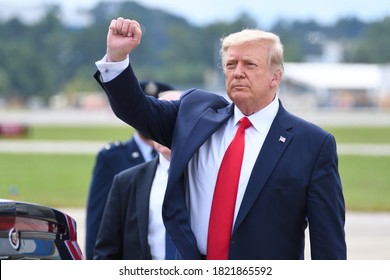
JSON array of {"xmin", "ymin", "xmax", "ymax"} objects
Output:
[
  {"xmin": 116, "ymin": 157, "xmax": 158, "ymax": 178},
  {"xmin": 182, "ymin": 88, "xmax": 230, "ymax": 107}
]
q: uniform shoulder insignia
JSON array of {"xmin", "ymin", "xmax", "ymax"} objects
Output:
[{"xmin": 103, "ymin": 141, "xmax": 125, "ymax": 151}]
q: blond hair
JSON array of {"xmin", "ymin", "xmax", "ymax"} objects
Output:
[{"xmin": 220, "ymin": 29, "xmax": 284, "ymax": 73}]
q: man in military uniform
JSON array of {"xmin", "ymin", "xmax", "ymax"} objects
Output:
[{"xmin": 85, "ymin": 81, "xmax": 174, "ymax": 259}]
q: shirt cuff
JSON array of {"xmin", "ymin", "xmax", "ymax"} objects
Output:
[{"xmin": 95, "ymin": 54, "xmax": 129, "ymax": 83}]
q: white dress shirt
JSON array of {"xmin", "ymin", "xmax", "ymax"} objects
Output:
[
  {"xmin": 188, "ymin": 99, "xmax": 279, "ymax": 254},
  {"xmin": 148, "ymin": 154, "xmax": 170, "ymax": 260},
  {"xmin": 95, "ymin": 55, "xmax": 129, "ymax": 82}
]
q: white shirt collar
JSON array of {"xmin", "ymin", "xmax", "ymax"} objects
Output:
[
  {"xmin": 233, "ymin": 95, "xmax": 279, "ymax": 134},
  {"xmin": 158, "ymin": 153, "xmax": 170, "ymax": 173}
]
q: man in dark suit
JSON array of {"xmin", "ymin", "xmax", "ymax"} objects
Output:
[
  {"xmin": 94, "ymin": 90, "xmax": 181, "ymax": 259},
  {"xmin": 93, "ymin": 17, "xmax": 347, "ymax": 260},
  {"xmin": 85, "ymin": 80, "xmax": 174, "ymax": 259}
]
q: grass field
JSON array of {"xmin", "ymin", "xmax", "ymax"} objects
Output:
[
  {"xmin": 0, "ymin": 153, "xmax": 95, "ymax": 207},
  {"xmin": 1, "ymin": 125, "xmax": 390, "ymax": 210},
  {"xmin": 26, "ymin": 124, "xmax": 134, "ymax": 142},
  {"xmin": 17, "ymin": 124, "xmax": 390, "ymax": 143},
  {"xmin": 325, "ymin": 126, "xmax": 390, "ymax": 144},
  {"xmin": 339, "ymin": 155, "xmax": 390, "ymax": 211}
]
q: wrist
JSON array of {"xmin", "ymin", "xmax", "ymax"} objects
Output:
[{"xmin": 106, "ymin": 49, "xmax": 127, "ymax": 62}]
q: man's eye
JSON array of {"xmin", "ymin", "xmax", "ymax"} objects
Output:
[{"xmin": 226, "ymin": 63, "xmax": 235, "ymax": 69}]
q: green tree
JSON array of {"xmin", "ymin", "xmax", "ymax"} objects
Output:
[
  {"xmin": 344, "ymin": 17, "xmax": 390, "ymax": 63},
  {"xmin": 1, "ymin": 2, "xmax": 390, "ymax": 105}
]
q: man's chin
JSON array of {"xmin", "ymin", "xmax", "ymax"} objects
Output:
[{"xmin": 229, "ymin": 91, "xmax": 249, "ymax": 101}]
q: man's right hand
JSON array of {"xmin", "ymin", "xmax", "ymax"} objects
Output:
[{"xmin": 106, "ymin": 17, "xmax": 142, "ymax": 62}]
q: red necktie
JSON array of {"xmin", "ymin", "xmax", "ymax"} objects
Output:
[{"xmin": 207, "ymin": 117, "xmax": 252, "ymax": 260}]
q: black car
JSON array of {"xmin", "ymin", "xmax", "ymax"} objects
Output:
[{"xmin": 0, "ymin": 199, "xmax": 84, "ymax": 260}]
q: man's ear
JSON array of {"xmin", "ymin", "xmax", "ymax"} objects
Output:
[{"xmin": 270, "ymin": 69, "xmax": 282, "ymax": 87}]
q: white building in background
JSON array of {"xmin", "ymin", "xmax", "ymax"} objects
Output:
[{"xmin": 281, "ymin": 62, "xmax": 390, "ymax": 110}]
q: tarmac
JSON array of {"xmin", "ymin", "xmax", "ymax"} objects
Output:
[{"xmin": 60, "ymin": 208, "xmax": 390, "ymax": 260}]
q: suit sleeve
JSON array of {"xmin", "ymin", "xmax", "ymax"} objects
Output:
[
  {"xmin": 93, "ymin": 175, "xmax": 124, "ymax": 259},
  {"xmin": 307, "ymin": 134, "xmax": 347, "ymax": 259},
  {"xmin": 94, "ymin": 65, "xmax": 178, "ymax": 148}
]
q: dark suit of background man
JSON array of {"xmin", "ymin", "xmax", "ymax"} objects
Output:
[
  {"xmin": 94, "ymin": 17, "xmax": 347, "ymax": 260},
  {"xmin": 94, "ymin": 90, "xmax": 181, "ymax": 259},
  {"xmin": 85, "ymin": 80, "xmax": 174, "ymax": 260}
]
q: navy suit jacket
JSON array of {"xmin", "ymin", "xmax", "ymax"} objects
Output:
[
  {"xmin": 85, "ymin": 138, "xmax": 146, "ymax": 259},
  {"xmin": 94, "ymin": 157, "xmax": 158, "ymax": 259},
  {"xmin": 94, "ymin": 65, "xmax": 346, "ymax": 260}
]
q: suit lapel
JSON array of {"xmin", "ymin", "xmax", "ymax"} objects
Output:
[
  {"xmin": 174, "ymin": 105, "xmax": 233, "ymax": 168},
  {"xmin": 233, "ymin": 105, "xmax": 294, "ymax": 232},
  {"xmin": 136, "ymin": 157, "xmax": 159, "ymax": 253}
]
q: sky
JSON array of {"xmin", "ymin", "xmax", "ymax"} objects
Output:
[{"xmin": 2, "ymin": 0, "xmax": 390, "ymax": 28}]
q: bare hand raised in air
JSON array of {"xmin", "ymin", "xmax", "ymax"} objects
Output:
[{"xmin": 107, "ymin": 17, "xmax": 142, "ymax": 62}]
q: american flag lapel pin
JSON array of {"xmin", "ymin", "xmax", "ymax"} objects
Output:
[{"xmin": 278, "ymin": 136, "xmax": 286, "ymax": 143}]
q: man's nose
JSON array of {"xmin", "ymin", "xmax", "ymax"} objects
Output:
[{"xmin": 234, "ymin": 63, "xmax": 245, "ymax": 78}]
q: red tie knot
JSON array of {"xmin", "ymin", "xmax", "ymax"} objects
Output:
[{"xmin": 239, "ymin": 117, "xmax": 252, "ymax": 130}]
